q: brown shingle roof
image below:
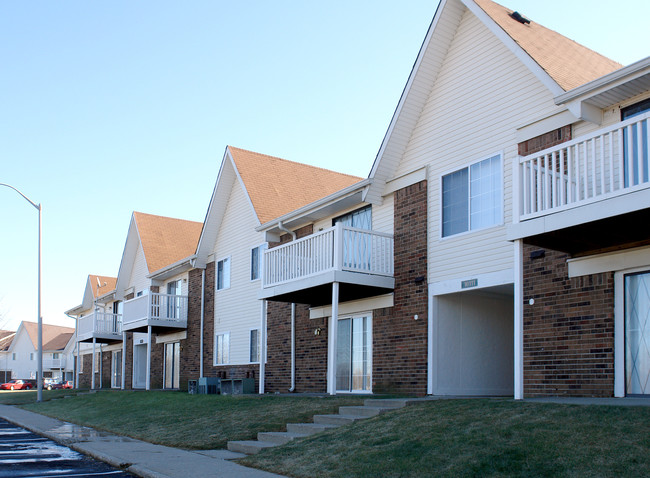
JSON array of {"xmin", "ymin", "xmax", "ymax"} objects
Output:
[
  {"xmin": 88, "ymin": 275, "xmax": 117, "ymax": 299},
  {"xmin": 133, "ymin": 212, "xmax": 203, "ymax": 274},
  {"xmin": 0, "ymin": 330, "xmax": 15, "ymax": 352},
  {"xmin": 22, "ymin": 322, "xmax": 75, "ymax": 351},
  {"xmin": 228, "ymin": 146, "xmax": 363, "ymax": 224},
  {"xmin": 475, "ymin": 0, "xmax": 623, "ymax": 91}
]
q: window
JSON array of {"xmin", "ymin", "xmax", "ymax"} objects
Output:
[
  {"xmin": 215, "ymin": 332, "xmax": 230, "ymax": 364},
  {"xmin": 621, "ymin": 98, "xmax": 650, "ymax": 187},
  {"xmin": 251, "ymin": 245, "xmax": 266, "ymax": 281},
  {"xmin": 333, "ymin": 205, "xmax": 372, "ymax": 230},
  {"xmin": 136, "ymin": 291, "xmax": 144, "ymax": 297},
  {"xmin": 217, "ymin": 257, "xmax": 231, "ymax": 290},
  {"xmin": 12, "ymin": 353, "xmax": 15, "ymax": 361},
  {"xmin": 53, "ymin": 353, "xmax": 60, "ymax": 360},
  {"xmin": 442, "ymin": 154, "xmax": 502, "ymax": 237},
  {"xmin": 250, "ymin": 329, "xmax": 260, "ymax": 363},
  {"xmin": 29, "ymin": 353, "xmax": 34, "ymax": 361},
  {"xmin": 78, "ymin": 355, "xmax": 84, "ymax": 373}
]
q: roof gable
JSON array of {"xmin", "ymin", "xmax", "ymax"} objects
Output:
[
  {"xmin": 14, "ymin": 322, "xmax": 75, "ymax": 352},
  {"xmin": 367, "ymin": 0, "xmax": 622, "ymax": 202},
  {"xmin": 88, "ymin": 275, "xmax": 117, "ymax": 299}
]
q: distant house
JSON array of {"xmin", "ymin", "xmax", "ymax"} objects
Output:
[
  {"xmin": 6, "ymin": 321, "xmax": 74, "ymax": 381},
  {"xmin": 0, "ymin": 330, "xmax": 16, "ymax": 382}
]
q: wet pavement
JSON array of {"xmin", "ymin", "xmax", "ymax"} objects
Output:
[{"xmin": 0, "ymin": 419, "xmax": 133, "ymax": 477}]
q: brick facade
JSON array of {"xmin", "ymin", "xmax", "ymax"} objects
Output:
[
  {"xmin": 373, "ymin": 180, "xmax": 428, "ymax": 395},
  {"xmin": 265, "ymin": 301, "xmax": 328, "ymax": 393},
  {"xmin": 518, "ymin": 126, "xmax": 572, "ymax": 156},
  {"xmin": 523, "ymin": 245, "xmax": 615, "ymax": 397}
]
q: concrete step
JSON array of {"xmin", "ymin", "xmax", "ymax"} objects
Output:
[
  {"xmin": 338, "ymin": 406, "xmax": 386, "ymax": 417},
  {"xmin": 313, "ymin": 414, "xmax": 364, "ymax": 426},
  {"xmin": 363, "ymin": 398, "xmax": 410, "ymax": 409},
  {"xmin": 286, "ymin": 422, "xmax": 339, "ymax": 435},
  {"xmin": 227, "ymin": 440, "xmax": 278, "ymax": 455},
  {"xmin": 257, "ymin": 431, "xmax": 308, "ymax": 445}
]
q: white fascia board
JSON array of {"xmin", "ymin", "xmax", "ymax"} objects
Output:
[
  {"xmin": 365, "ymin": 0, "xmax": 449, "ymax": 201},
  {"xmin": 95, "ymin": 290, "xmax": 117, "ymax": 305},
  {"xmin": 461, "ymin": 0, "xmax": 564, "ymax": 97},
  {"xmin": 515, "ymin": 109, "xmax": 578, "ymax": 143},
  {"xmin": 64, "ymin": 304, "xmax": 84, "ymax": 316},
  {"xmin": 568, "ymin": 246, "xmax": 650, "ymax": 278},
  {"xmin": 555, "ymin": 57, "xmax": 650, "ymax": 105},
  {"xmin": 195, "ymin": 147, "xmax": 234, "ymax": 265},
  {"xmin": 255, "ymin": 179, "xmax": 371, "ymax": 233},
  {"xmin": 383, "ymin": 167, "xmax": 427, "ymax": 195}
]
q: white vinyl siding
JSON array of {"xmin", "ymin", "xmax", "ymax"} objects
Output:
[
  {"xmin": 372, "ymin": 193, "xmax": 394, "ymax": 235},
  {"xmin": 391, "ymin": 9, "xmax": 564, "ymax": 282},
  {"xmin": 127, "ymin": 244, "xmax": 149, "ymax": 296},
  {"xmin": 211, "ymin": 178, "xmax": 267, "ymax": 365}
]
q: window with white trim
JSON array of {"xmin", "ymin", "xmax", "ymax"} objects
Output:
[
  {"xmin": 215, "ymin": 332, "xmax": 230, "ymax": 364},
  {"xmin": 250, "ymin": 329, "xmax": 260, "ymax": 363},
  {"xmin": 442, "ymin": 153, "xmax": 502, "ymax": 237},
  {"xmin": 53, "ymin": 353, "xmax": 60, "ymax": 360},
  {"xmin": 12, "ymin": 353, "xmax": 15, "ymax": 361},
  {"xmin": 29, "ymin": 353, "xmax": 34, "ymax": 361},
  {"xmin": 216, "ymin": 257, "xmax": 231, "ymax": 290},
  {"xmin": 251, "ymin": 245, "xmax": 266, "ymax": 281}
]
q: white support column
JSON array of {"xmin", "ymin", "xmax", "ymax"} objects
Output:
[
  {"xmin": 327, "ymin": 282, "xmax": 339, "ymax": 395},
  {"xmin": 427, "ymin": 288, "xmax": 435, "ymax": 395},
  {"xmin": 146, "ymin": 326, "xmax": 152, "ymax": 391},
  {"xmin": 514, "ymin": 239, "xmax": 524, "ymax": 400},
  {"xmin": 91, "ymin": 338, "xmax": 96, "ymax": 390},
  {"xmin": 99, "ymin": 344, "xmax": 103, "ymax": 389},
  {"xmin": 614, "ymin": 272, "xmax": 625, "ymax": 397},
  {"xmin": 121, "ymin": 331, "xmax": 126, "ymax": 390},
  {"xmin": 258, "ymin": 300, "xmax": 267, "ymax": 394}
]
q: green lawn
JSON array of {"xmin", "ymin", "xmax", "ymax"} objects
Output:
[
  {"xmin": 242, "ymin": 399, "xmax": 650, "ymax": 477},
  {"xmin": 0, "ymin": 388, "xmax": 82, "ymax": 405},
  {"xmin": 20, "ymin": 390, "xmax": 364, "ymax": 449}
]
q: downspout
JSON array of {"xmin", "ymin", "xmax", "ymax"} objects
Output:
[
  {"xmin": 200, "ymin": 268, "xmax": 205, "ymax": 378},
  {"xmin": 278, "ymin": 221, "xmax": 297, "ymax": 392}
]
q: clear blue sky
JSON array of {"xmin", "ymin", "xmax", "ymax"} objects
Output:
[{"xmin": 1, "ymin": 0, "xmax": 648, "ymax": 332}]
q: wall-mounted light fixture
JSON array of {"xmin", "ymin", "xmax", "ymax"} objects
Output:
[{"xmin": 314, "ymin": 327, "xmax": 322, "ymax": 336}]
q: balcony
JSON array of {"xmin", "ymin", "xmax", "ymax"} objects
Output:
[
  {"xmin": 260, "ymin": 223, "xmax": 394, "ymax": 305},
  {"xmin": 510, "ymin": 112, "xmax": 650, "ymax": 254},
  {"xmin": 77, "ymin": 312, "xmax": 122, "ymax": 343},
  {"xmin": 122, "ymin": 293, "xmax": 188, "ymax": 332},
  {"xmin": 43, "ymin": 357, "xmax": 67, "ymax": 369}
]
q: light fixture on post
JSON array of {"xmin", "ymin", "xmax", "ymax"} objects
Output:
[{"xmin": 0, "ymin": 183, "xmax": 43, "ymax": 403}]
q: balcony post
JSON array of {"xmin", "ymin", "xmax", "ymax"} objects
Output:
[
  {"xmin": 146, "ymin": 326, "xmax": 152, "ymax": 391},
  {"xmin": 327, "ymin": 282, "xmax": 339, "ymax": 395},
  {"xmin": 91, "ymin": 338, "xmax": 96, "ymax": 390},
  {"xmin": 258, "ymin": 299, "xmax": 266, "ymax": 394},
  {"xmin": 333, "ymin": 222, "xmax": 343, "ymax": 271},
  {"xmin": 122, "ymin": 331, "xmax": 126, "ymax": 390}
]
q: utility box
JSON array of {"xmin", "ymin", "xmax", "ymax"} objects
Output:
[
  {"xmin": 198, "ymin": 377, "xmax": 220, "ymax": 394},
  {"xmin": 188, "ymin": 380, "xmax": 198, "ymax": 394},
  {"xmin": 220, "ymin": 378, "xmax": 255, "ymax": 395}
]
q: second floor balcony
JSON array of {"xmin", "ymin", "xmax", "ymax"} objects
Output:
[
  {"xmin": 122, "ymin": 292, "xmax": 188, "ymax": 332},
  {"xmin": 43, "ymin": 357, "xmax": 67, "ymax": 369},
  {"xmin": 510, "ymin": 111, "xmax": 650, "ymax": 254},
  {"xmin": 77, "ymin": 312, "xmax": 122, "ymax": 343},
  {"xmin": 260, "ymin": 223, "xmax": 394, "ymax": 305}
]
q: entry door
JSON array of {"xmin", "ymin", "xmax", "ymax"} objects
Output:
[
  {"xmin": 164, "ymin": 342, "xmax": 180, "ymax": 389},
  {"xmin": 167, "ymin": 280, "xmax": 181, "ymax": 319},
  {"xmin": 133, "ymin": 344, "xmax": 147, "ymax": 389},
  {"xmin": 625, "ymin": 272, "xmax": 650, "ymax": 395},
  {"xmin": 336, "ymin": 315, "xmax": 371, "ymax": 392},
  {"xmin": 112, "ymin": 350, "xmax": 122, "ymax": 388}
]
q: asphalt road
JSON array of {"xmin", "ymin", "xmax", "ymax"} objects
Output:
[{"xmin": 0, "ymin": 419, "xmax": 133, "ymax": 478}]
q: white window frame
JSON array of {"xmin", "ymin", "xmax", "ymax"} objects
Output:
[
  {"xmin": 79, "ymin": 354, "xmax": 84, "ymax": 373},
  {"xmin": 249, "ymin": 328, "xmax": 260, "ymax": 363},
  {"xmin": 216, "ymin": 256, "xmax": 231, "ymax": 291},
  {"xmin": 250, "ymin": 244, "xmax": 266, "ymax": 282},
  {"xmin": 215, "ymin": 332, "xmax": 230, "ymax": 365},
  {"xmin": 52, "ymin": 353, "xmax": 60, "ymax": 360},
  {"xmin": 439, "ymin": 152, "xmax": 503, "ymax": 239}
]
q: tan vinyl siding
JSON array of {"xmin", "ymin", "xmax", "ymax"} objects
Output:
[
  {"xmin": 393, "ymin": 9, "xmax": 563, "ymax": 283},
  {"xmin": 373, "ymin": 194, "xmax": 394, "ymax": 234},
  {"xmin": 212, "ymin": 179, "xmax": 266, "ymax": 365}
]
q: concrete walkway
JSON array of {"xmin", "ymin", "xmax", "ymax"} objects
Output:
[{"xmin": 0, "ymin": 404, "xmax": 284, "ymax": 478}]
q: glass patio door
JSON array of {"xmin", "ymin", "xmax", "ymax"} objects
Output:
[
  {"xmin": 164, "ymin": 342, "xmax": 180, "ymax": 389},
  {"xmin": 625, "ymin": 272, "xmax": 650, "ymax": 395},
  {"xmin": 167, "ymin": 280, "xmax": 181, "ymax": 319},
  {"xmin": 112, "ymin": 350, "xmax": 122, "ymax": 388},
  {"xmin": 336, "ymin": 315, "xmax": 371, "ymax": 392}
]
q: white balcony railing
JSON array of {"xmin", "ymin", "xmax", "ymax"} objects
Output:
[
  {"xmin": 263, "ymin": 223, "xmax": 394, "ymax": 289},
  {"xmin": 43, "ymin": 357, "xmax": 66, "ymax": 369},
  {"xmin": 77, "ymin": 312, "xmax": 122, "ymax": 338},
  {"xmin": 518, "ymin": 111, "xmax": 650, "ymax": 221},
  {"xmin": 123, "ymin": 292, "xmax": 188, "ymax": 329}
]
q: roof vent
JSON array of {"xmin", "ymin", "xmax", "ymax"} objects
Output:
[{"xmin": 509, "ymin": 11, "xmax": 531, "ymax": 25}]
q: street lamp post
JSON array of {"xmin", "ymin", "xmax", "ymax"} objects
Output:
[{"xmin": 0, "ymin": 183, "xmax": 43, "ymax": 403}]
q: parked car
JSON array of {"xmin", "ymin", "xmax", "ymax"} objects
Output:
[
  {"xmin": 62, "ymin": 381, "xmax": 73, "ymax": 389},
  {"xmin": 0, "ymin": 380, "xmax": 33, "ymax": 391},
  {"xmin": 46, "ymin": 382, "xmax": 64, "ymax": 391}
]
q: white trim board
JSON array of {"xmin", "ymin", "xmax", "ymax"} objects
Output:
[
  {"xmin": 309, "ymin": 294, "xmax": 393, "ymax": 319},
  {"xmin": 568, "ymin": 247, "xmax": 650, "ymax": 278},
  {"xmin": 430, "ymin": 269, "xmax": 514, "ymax": 296}
]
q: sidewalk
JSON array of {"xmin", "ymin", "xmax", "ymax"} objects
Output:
[{"xmin": 0, "ymin": 404, "xmax": 284, "ymax": 478}]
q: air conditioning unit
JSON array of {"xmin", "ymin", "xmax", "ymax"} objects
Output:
[
  {"xmin": 197, "ymin": 377, "xmax": 220, "ymax": 394},
  {"xmin": 187, "ymin": 380, "xmax": 198, "ymax": 394}
]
